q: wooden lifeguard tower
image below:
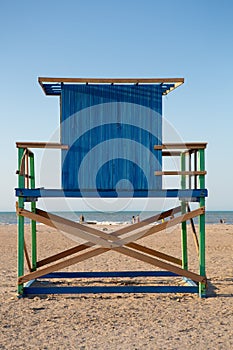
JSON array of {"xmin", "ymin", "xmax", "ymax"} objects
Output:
[{"xmin": 15, "ymin": 77, "xmax": 208, "ymax": 297}]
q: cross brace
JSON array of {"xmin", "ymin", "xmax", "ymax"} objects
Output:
[{"xmin": 16, "ymin": 205, "xmax": 206, "ymax": 285}]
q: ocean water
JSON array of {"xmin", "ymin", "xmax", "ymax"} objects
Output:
[{"xmin": 0, "ymin": 211, "xmax": 233, "ymax": 225}]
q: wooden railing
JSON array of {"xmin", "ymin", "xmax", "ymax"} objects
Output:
[{"xmin": 154, "ymin": 143, "xmax": 207, "ymax": 190}]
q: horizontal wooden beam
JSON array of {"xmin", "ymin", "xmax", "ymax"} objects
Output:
[
  {"xmin": 162, "ymin": 151, "xmax": 182, "ymax": 157},
  {"xmin": 154, "ymin": 143, "xmax": 207, "ymax": 150},
  {"xmin": 16, "ymin": 142, "xmax": 69, "ymax": 150},
  {"xmin": 155, "ymin": 171, "xmax": 207, "ymax": 176},
  {"xmin": 15, "ymin": 188, "xmax": 208, "ymax": 199}
]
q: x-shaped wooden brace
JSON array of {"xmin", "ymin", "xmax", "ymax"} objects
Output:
[{"xmin": 16, "ymin": 205, "xmax": 206, "ymax": 285}]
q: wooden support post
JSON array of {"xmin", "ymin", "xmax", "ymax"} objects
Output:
[
  {"xmin": 198, "ymin": 148, "xmax": 206, "ymax": 297},
  {"xmin": 29, "ymin": 153, "xmax": 37, "ymax": 271},
  {"xmin": 188, "ymin": 151, "xmax": 192, "ymax": 189},
  {"xmin": 17, "ymin": 147, "xmax": 25, "ymax": 295},
  {"xmin": 194, "ymin": 150, "xmax": 198, "ymax": 189},
  {"xmin": 181, "ymin": 152, "xmax": 188, "ymax": 270}
]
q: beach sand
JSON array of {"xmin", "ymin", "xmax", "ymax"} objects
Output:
[{"xmin": 0, "ymin": 223, "xmax": 232, "ymax": 349}]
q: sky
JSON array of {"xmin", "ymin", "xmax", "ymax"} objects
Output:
[{"xmin": 1, "ymin": 0, "xmax": 233, "ymax": 211}]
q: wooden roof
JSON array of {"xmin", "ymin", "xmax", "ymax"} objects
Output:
[{"xmin": 38, "ymin": 77, "xmax": 184, "ymax": 96}]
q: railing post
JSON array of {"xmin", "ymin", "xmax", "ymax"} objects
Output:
[
  {"xmin": 181, "ymin": 152, "xmax": 188, "ymax": 270},
  {"xmin": 17, "ymin": 147, "xmax": 25, "ymax": 295},
  {"xmin": 198, "ymin": 148, "xmax": 206, "ymax": 297}
]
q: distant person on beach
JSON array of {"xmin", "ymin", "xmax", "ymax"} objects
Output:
[
  {"xmin": 135, "ymin": 214, "xmax": 140, "ymax": 223},
  {"xmin": 80, "ymin": 214, "xmax": 84, "ymax": 223},
  {"xmin": 220, "ymin": 218, "xmax": 225, "ymax": 224},
  {"xmin": 132, "ymin": 216, "xmax": 135, "ymax": 224}
]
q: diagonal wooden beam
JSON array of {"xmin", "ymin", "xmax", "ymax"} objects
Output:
[
  {"xmin": 22, "ymin": 205, "xmax": 182, "ymax": 248},
  {"xmin": 17, "ymin": 207, "xmax": 118, "ymax": 248},
  {"xmin": 35, "ymin": 206, "xmax": 183, "ymax": 267},
  {"xmin": 187, "ymin": 204, "xmax": 199, "ymax": 254},
  {"xmin": 24, "ymin": 242, "xmax": 32, "ymax": 272},
  {"xmin": 37, "ymin": 206, "xmax": 198, "ymax": 272},
  {"xmin": 115, "ymin": 207, "xmax": 205, "ymax": 246},
  {"xmin": 37, "ymin": 238, "xmax": 182, "ymax": 268},
  {"xmin": 114, "ymin": 246, "xmax": 206, "ymax": 284},
  {"xmin": 18, "ymin": 208, "xmax": 205, "ymax": 284},
  {"xmin": 26, "ymin": 207, "xmax": 201, "ymax": 269},
  {"xmin": 36, "ymin": 208, "xmax": 114, "ymax": 239},
  {"xmin": 36, "ymin": 206, "xmax": 181, "ymax": 241},
  {"xmin": 37, "ymin": 244, "xmax": 89, "ymax": 268},
  {"xmin": 18, "ymin": 247, "xmax": 108, "ymax": 284},
  {"xmin": 19, "ymin": 242, "xmax": 203, "ymax": 285},
  {"xmin": 36, "ymin": 206, "xmax": 182, "ymax": 267},
  {"xmin": 127, "ymin": 243, "xmax": 182, "ymax": 266},
  {"xmin": 110, "ymin": 206, "xmax": 181, "ymax": 238}
]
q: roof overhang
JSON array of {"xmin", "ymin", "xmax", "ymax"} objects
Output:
[{"xmin": 38, "ymin": 77, "xmax": 184, "ymax": 96}]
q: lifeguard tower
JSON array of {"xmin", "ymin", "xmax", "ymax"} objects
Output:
[{"xmin": 15, "ymin": 77, "xmax": 208, "ymax": 297}]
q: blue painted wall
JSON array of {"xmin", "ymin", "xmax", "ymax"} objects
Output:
[{"xmin": 61, "ymin": 84, "xmax": 163, "ymax": 197}]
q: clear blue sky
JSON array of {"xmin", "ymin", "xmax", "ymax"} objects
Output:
[{"xmin": 1, "ymin": 0, "xmax": 233, "ymax": 211}]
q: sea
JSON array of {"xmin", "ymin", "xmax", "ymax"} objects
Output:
[{"xmin": 0, "ymin": 211, "xmax": 232, "ymax": 225}]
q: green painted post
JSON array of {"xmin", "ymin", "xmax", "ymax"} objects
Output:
[
  {"xmin": 30, "ymin": 153, "xmax": 37, "ymax": 271},
  {"xmin": 17, "ymin": 147, "xmax": 25, "ymax": 295},
  {"xmin": 181, "ymin": 152, "xmax": 188, "ymax": 270},
  {"xmin": 198, "ymin": 149, "xmax": 206, "ymax": 297}
]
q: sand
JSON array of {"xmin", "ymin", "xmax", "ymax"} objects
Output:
[{"xmin": 0, "ymin": 223, "xmax": 232, "ymax": 349}]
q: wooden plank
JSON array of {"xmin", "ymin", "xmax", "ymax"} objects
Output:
[
  {"xmin": 16, "ymin": 142, "xmax": 69, "ymax": 149},
  {"xmin": 127, "ymin": 243, "xmax": 182, "ymax": 266},
  {"xmin": 37, "ymin": 244, "xmax": 89, "ymax": 268},
  {"xmin": 162, "ymin": 151, "xmax": 181, "ymax": 157},
  {"xmin": 18, "ymin": 248, "xmax": 108, "ymax": 284},
  {"xmin": 154, "ymin": 143, "xmax": 207, "ymax": 150},
  {"xmin": 155, "ymin": 171, "xmax": 207, "ymax": 176},
  {"xmin": 187, "ymin": 204, "xmax": 199, "ymax": 254},
  {"xmin": 110, "ymin": 206, "xmax": 181, "ymax": 238},
  {"xmin": 36, "ymin": 209, "xmax": 119, "ymax": 243},
  {"xmin": 39, "ymin": 77, "xmax": 184, "ymax": 84},
  {"xmin": 17, "ymin": 207, "xmax": 119, "ymax": 249},
  {"xmin": 24, "ymin": 242, "xmax": 32, "ymax": 272},
  {"xmin": 116, "ymin": 207, "xmax": 205, "ymax": 246},
  {"xmin": 114, "ymin": 246, "xmax": 206, "ymax": 284}
]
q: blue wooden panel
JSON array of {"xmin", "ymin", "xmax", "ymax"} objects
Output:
[
  {"xmin": 60, "ymin": 84, "xmax": 163, "ymax": 196},
  {"xmin": 15, "ymin": 188, "xmax": 208, "ymax": 199},
  {"xmin": 23, "ymin": 285, "xmax": 198, "ymax": 295}
]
